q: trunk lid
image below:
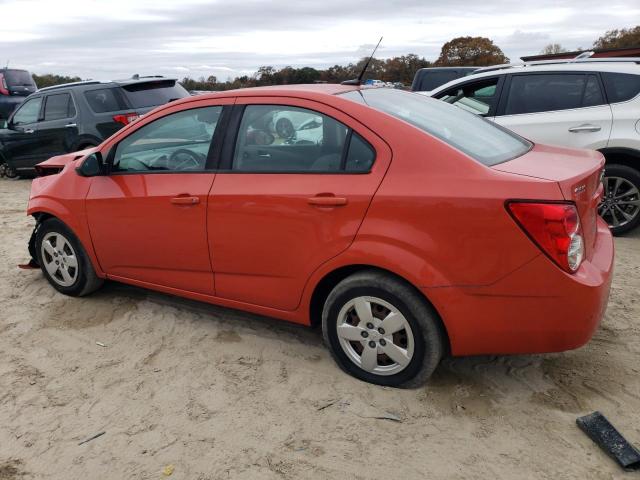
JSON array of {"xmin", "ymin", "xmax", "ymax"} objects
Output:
[{"xmin": 494, "ymin": 143, "xmax": 605, "ymax": 256}]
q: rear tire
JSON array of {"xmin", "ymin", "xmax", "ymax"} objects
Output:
[
  {"xmin": 599, "ymin": 164, "xmax": 640, "ymax": 236},
  {"xmin": 35, "ymin": 218, "xmax": 103, "ymax": 296},
  {"xmin": 322, "ymin": 270, "xmax": 444, "ymax": 388}
]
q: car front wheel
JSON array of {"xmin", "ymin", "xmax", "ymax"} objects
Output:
[
  {"xmin": 322, "ymin": 270, "xmax": 444, "ymax": 388},
  {"xmin": 35, "ymin": 218, "xmax": 104, "ymax": 296}
]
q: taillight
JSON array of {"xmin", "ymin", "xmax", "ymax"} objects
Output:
[
  {"xmin": 507, "ymin": 202, "xmax": 585, "ymax": 274},
  {"xmin": 0, "ymin": 74, "xmax": 9, "ymax": 95},
  {"xmin": 112, "ymin": 113, "xmax": 139, "ymax": 126}
]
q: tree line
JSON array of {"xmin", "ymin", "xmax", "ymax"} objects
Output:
[{"xmin": 30, "ymin": 26, "xmax": 639, "ymax": 91}]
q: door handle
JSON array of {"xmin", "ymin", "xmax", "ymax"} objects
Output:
[
  {"xmin": 568, "ymin": 124, "xmax": 601, "ymax": 133},
  {"xmin": 170, "ymin": 195, "xmax": 200, "ymax": 205},
  {"xmin": 24, "ymin": 129, "xmax": 35, "ymax": 134},
  {"xmin": 307, "ymin": 195, "xmax": 348, "ymax": 207},
  {"xmin": 65, "ymin": 123, "xmax": 77, "ymax": 128},
  {"xmin": 258, "ymin": 153, "xmax": 271, "ymax": 158}
]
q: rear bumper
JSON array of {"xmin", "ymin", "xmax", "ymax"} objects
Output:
[
  {"xmin": 0, "ymin": 96, "xmax": 26, "ymax": 119},
  {"xmin": 425, "ymin": 218, "xmax": 614, "ymax": 356}
]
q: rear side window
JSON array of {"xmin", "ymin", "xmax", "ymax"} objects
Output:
[
  {"xmin": 84, "ymin": 88, "xmax": 127, "ymax": 113},
  {"xmin": 44, "ymin": 93, "xmax": 75, "ymax": 121},
  {"xmin": 504, "ymin": 74, "xmax": 604, "ymax": 115},
  {"xmin": 3, "ymin": 69, "xmax": 36, "ymax": 87},
  {"xmin": 602, "ymin": 72, "xmax": 640, "ymax": 103},
  {"xmin": 120, "ymin": 80, "xmax": 189, "ymax": 109},
  {"xmin": 345, "ymin": 133, "xmax": 375, "ymax": 172},
  {"xmin": 341, "ymin": 89, "xmax": 531, "ymax": 166}
]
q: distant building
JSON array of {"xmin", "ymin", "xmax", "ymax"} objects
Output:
[{"xmin": 521, "ymin": 45, "xmax": 640, "ymax": 62}]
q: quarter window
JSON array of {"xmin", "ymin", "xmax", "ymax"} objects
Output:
[
  {"xmin": 504, "ymin": 74, "xmax": 605, "ymax": 115},
  {"xmin": 439, "ymin": 78, "xmax": 500, "ymax": 116},
  {"xmin": 44, "ymin": 93, "xmax": 75, "ymax": 121},
  {"xmin": 112, "ymin": 106, "xmax": 222, "ymax": 173},
  {"xmin": 601, "ymin": 72, "xmax": 640, "ymax": 103},
  {"xmin": 12, "ymin": 97, "xmax": 42, "ymax": 125},
  {"xmin": 84, "ymin": 88, "xmax": 127, "ymax": 113},
  {"xmin": 232, "ymin": 105, "xmax": 374, "ymax": 173}
]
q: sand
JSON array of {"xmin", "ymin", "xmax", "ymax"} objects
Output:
[{"xmin": 0, "ymin": 178, "xmax": 638, "ymax": 479}]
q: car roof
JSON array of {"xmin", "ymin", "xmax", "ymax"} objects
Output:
[
  {"xmin": 37, "ymin": 76, "xmax": 179, "ymax": 93},
  {"xmin": 429, "ymin": 60, "xmax": 640, "ymax": 95}
]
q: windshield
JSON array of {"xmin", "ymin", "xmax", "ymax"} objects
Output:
[
  {"xmin": 120, "ymin": 80, "xmax": 189, "ymax": 109},
  {"xmin": 340, "ymin": 88, "xmax": 531, "ymax": 166}
]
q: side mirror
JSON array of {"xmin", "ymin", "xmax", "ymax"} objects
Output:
[{"xmin": 76, "ymin": 152, "xmax": 104, "ymax": 177}]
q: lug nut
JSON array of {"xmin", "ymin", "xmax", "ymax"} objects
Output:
[
  {"xmin": 380, "ymin": 339, "xmax": 387, "ymax": 346},
  {"xmin": 368, "ymin": 341, "xmax": 376, "ymax": 348},
  {"xmin": 378, "ymin": 328, "xmax": 385, "ymax": 335},
  {"xmin": 366, "ymin": 323, "xmax": 374, "ymax": 329},
  {"xmin": 361, "ymin": 331, "xmax": 369, "ymax": 338}
]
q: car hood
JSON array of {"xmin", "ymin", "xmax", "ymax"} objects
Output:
[{"xmin": 34, "ymin": 147, "xmax": 97, "ymax": 176}]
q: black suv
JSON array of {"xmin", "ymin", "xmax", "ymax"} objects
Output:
[
  {"xmin": 411, "ymin": 67, "xmax": 480, "ymax": 93},
  {"xmin": 0, "ymin": 68, "xmax": 38, "ymax": 120},
  {"xmin": 0, "ymin": 76, "xmax": 189, "ymax": 177}
]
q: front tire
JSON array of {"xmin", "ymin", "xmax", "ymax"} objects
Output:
[
  {"xmin": 599, "ymin": 164, "xmax": 640, "ymax": 236},
  {"xmin": 322, "ymin": 271, "xmax": 444, "ymax": 388},
  {"xmin": 35, "ymin": 218, "xmax": 103, "ymax": 296}
]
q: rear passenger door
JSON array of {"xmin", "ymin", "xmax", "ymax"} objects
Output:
[
  {"xmin": 207, "ymin": 98, "xmax": 392, "ymax": 311},
  {"xmin": 493, "ymin": 73, "xmax": 612, "ymax": 149},
  {"xmin": 36, "ymin": 91, "xmax": 78, "ymax": 157}
]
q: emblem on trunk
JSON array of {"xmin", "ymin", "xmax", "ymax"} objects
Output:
[{"xmin": 574, "ymin": 184, "xmax": 586, "ymax": 194}]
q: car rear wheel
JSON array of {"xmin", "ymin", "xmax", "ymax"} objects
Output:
[
  {"xmin": 598, "ymin": 164, "xmax": 640, "ymax": 235},
  {"xmin": 322, "ymin": 270, "xmax": 444, "ymax": 388},
  {"xmin": 0, "ymin": 160, "xmax": 18, "ymax": 179},
  {"xmin": 35, "ymin": 218, "xmax": 103, "ymax": 296}
]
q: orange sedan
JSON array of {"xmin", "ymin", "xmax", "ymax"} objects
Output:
[{"xmin": 25, "ymin": 85, "xmax": 613, "ymax": 387}]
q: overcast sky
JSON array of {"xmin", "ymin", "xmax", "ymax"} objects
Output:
[{"xmin": 1, "ymin": 0, "xmax": 637, "ymax": 81}]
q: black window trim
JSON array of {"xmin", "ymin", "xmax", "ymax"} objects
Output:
[
  {"xmin": 495, "ymin": 70, "xmax": 609, "ymax": 117},
  {"xmin": 433, "ymin": 75, "xmax": 505, "ymax": 118},
  {"xmin": 216, "ymin": 103, "xmax": 377, "ymax": 175},
  {"xmin": 41, "ymin": 90, "xmax": 78, "ymax": 122},
  {"xmin": 105, "ymin": 104, "xmax": 232, "ymax": 176}
]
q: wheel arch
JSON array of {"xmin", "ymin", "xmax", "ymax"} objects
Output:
[
  {"xmin": 598, "ymin": 147, "xmax": 640, "ymax": 170},
  {"xmin": 308, "ymin": 264, "xmax": 451, "ymax": 354}
]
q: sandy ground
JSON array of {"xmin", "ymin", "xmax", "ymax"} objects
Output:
[{"xmin": 0, "ymin": 178, "xmax": 638, "ymax": 480}]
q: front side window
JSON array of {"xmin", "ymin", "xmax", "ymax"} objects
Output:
[
  {"xmin": 112, "ymin": 106, "xmax": 222, "ymax": 173},
  {"xmin": 12, "ymin": 97, "xmax": 42, "ymax": 125},
  {"xmin": 43, "ymin": 93, "xmax": 75, "ymax": 121},
  {"xmin": 602, "ymin": 72, "xmax": 640, "ymax": 103},
  {"xmin": 233, "ymin": 105, "xmax": 370, "ymax": 172},
  {"xmin": 438, "ymin": 78, "xmax": 499, "ymax": 116},
  {"xmin": 504, "ymin": 74, "xmax": 604, "ymax": 115},
  {"xmin": 341, "ymin": 89, "xmax": 530, "ymax": 166}
]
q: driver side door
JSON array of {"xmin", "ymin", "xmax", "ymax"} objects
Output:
[
  {"xmin": 2, "ymin": 95, "xmax": 44, "ymax": 171},
  {"xmin": 86, "ymin": 100, "xmax": 232, "ymax": 294}
]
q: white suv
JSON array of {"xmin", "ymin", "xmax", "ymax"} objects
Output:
[{"xmin": 429, "ymin": 59, "xmax": 640, "ymax": 235}]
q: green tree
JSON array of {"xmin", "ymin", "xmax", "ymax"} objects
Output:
[
  {"xmin": 435, "ymin": 37, "xmax": 509, "ymax": 66},
  {"xmin": 593, "ymin": 26, "xmax": 640, "ymax": 49},
  {"xmin": 32, "ymin": 73, "xmax": 83, "ymax": 88}
]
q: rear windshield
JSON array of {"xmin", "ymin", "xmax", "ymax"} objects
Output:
[
  {"xmin": 4, "ymin": 69, "xmax": 36, "ymax": 87},
  {"xmin": 120, "ymin": 80, "xmax": 189, "ymax": 109},
  {"xmin": 341, "ymin": 88, "xmax": 531, "ymax": 166}
]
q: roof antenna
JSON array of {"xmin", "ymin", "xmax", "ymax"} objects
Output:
[{"xmin": 342, "ymin": 37, "xmax": 383, "ymax": 85}]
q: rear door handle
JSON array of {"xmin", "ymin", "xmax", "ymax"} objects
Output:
[
  {"xmin": 24, "ymin": 128, "xmax": 35, "ymax": 134},
  {"xmin": 307, "ymin": 195, "xmax": 348, "ymax": 207},
  {"xmin": 170, "ymin": 195, "xmax": 200, "ymax": 205},
  {"xmin": 569, "ymin": 124, "xmax": 601, "ymax": 133},
  {"xmin": 65, "ymin": 123, "xmax": 77, "ymax": 128}
]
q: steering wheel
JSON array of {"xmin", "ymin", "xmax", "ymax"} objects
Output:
[{"xmin": 168, "ymin": 148, "xmax": 204, "ymax": 170}]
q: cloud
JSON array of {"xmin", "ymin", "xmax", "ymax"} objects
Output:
[{"xmin": 1, "ymin": 0, "xmax": 638, "ymax": 80}]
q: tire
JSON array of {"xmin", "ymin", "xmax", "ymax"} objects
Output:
[
  {"xmin": 322, "ymin": 270, "xmax": 445, "ymax": 388},
  {"xmin": 35, "ymin": 218, "xmax": 104, "ymax": 296},
  {"xmin": 599, "ymin": 164, "xmax": 640, "ymax": 236},
  {"xmin": 0, "ymin": 157, "xmax": 18, "ymax": 179}
]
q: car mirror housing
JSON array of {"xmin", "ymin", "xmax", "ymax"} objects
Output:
[{"xmin": 76, "ymin": 152, "xmax": 104, "ymax": 177}]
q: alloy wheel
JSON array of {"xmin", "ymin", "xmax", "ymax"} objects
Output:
[
  {"xmin": 598, "ymin": 176, "xmax": 640, "ymax": 229},
  {"xmin": 335, "ymin": 296, "xmax": 415, "ymax": 376},
  {"xmin": 40, "ymin": 232, "xmax": 79, "ymax": 287}
]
